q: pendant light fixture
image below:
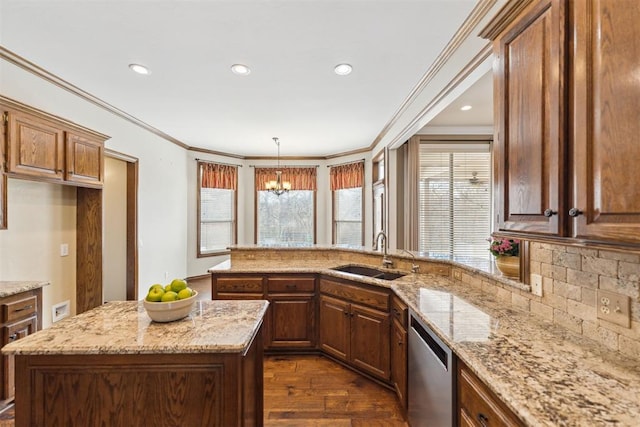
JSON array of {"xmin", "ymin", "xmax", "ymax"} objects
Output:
[{"xmin": 265, "ymin": 137, "xmax": 291, "ymax": 196}]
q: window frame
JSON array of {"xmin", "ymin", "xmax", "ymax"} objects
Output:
[
  {"xmin": 197, "ymin": 161, "xmax": 238, "ymax": 257},
  {"xmin": 331, "ymin": 186, "xmax": 364, "ymax": 246}
]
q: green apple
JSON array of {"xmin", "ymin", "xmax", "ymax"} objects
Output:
[
  {"xmin": 146, "ymin": 287, "xmax": 165, "ymax": 302},
  {"xmin": 161, "ymin": 291, "xmax": 179, "ymax": 302},
  {"xmin": 164, "ymin": 284, "xmax": 172, "ymax": 292},
  {"xmin": 148, "ymin": 283, "xmax": 164, "ymax": 292},
  {"xmin": 177, "ymin": 288, "xmax": 193, "ymax": 300},
  {"xmin": 170, "ymin": 278, "xmax": 188, "ymax": 293}
]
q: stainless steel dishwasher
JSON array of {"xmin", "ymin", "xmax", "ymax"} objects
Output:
[{"xmin": 408, "ymin": 310, "xmax": 454, "ymax": 427}]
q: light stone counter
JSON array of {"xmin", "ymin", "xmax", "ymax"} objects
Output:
[
  {"xmin": 0, "ymin": 280, "xmax": 49, "ymax": 298},
  {"xmin": 2, "ymin": 299, "xmax": 269, "ymax": 356},
  {"xmin": 213, "ymin": 249, "xmax": 640, "ymax": 426},
  {"xmin": 392, "ymin": 275, "xmax": 640, "ymax": 427}
]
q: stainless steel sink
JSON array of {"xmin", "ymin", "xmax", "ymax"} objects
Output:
[{"xmin": 330, "ymin": 265, "xmax": 406, "ymax": 281}]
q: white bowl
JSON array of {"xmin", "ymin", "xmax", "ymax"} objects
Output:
[{"xmin": 143, "ymin": 291, "xmax": 198, "ymax": 322}]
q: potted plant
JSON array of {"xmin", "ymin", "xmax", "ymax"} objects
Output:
[{"xmin": 489, "ymin": 237, "xmax": 520, "ymax": 278}]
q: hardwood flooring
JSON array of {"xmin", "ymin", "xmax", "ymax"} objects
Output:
[{"xmin": 264, "ymin": 355, "xmax": 407, "ymax": 426}]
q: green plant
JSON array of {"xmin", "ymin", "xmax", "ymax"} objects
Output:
[{"xmin": 489, "ymin": 238, "xmax": 520, "ymax": 257}]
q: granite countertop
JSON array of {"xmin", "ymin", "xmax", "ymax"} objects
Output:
[
  {"xmin": 392, "ymin": 275, "xmax": 640, "ymax": 427},
  {"xmin": 2, "ymin": 300, "xmax": 269, "ymax": 356},
  {"xmin": 0, "ymin": 281, "xmax": 49, "ymax": 298}
]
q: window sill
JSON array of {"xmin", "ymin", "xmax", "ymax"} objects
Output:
[{"xmin": 198, "ymin": 250, "xmax": 231, "ymax": 258}]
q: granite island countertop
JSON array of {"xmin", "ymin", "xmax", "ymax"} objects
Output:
[
  {"xmin": 2, "ymin": 299, "xmax": 269, "ymax": 356},
  {"xmin": 213, "ymin": 253, "xmax": 640, "ymax": 426},
  {"xmin": 0, "ymin": 280, "xmax": 49, "ymax": 298}
]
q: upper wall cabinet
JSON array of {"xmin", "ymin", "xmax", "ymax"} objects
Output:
[
  {"xmin": 485, "ymin": 0, "xmax": 567, "ymax": 236},
  {"xmin": 483, "ymin": 0, "xmax": 640, "ymax": 247},
  {"xmin": 2, "ymin": 97, "xmax": 108, "ymax": 189},
  {"xmin": 570, "ymin": 0, "xmax": 640, "ymax": 244}
]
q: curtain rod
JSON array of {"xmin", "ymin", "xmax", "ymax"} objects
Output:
[
  {"xmin": 327, "ymin": 158, "xmax": 365, "ymax": 168},
  {"xmin": 249, "ymin": 164, "xmax": 319, "ymax": 168},
  {"xmin": 195, "ymin": 158, "xmax": 243, "ymax": 167}
]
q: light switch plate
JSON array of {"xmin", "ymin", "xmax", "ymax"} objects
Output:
[
  {"xmin": 597, "ymin": 289, "xmax": 630, "ymax": 328},
  {"xmin": 530, "ymin": 273, "xmax": 543, "ymax": 297},
  {"xmin": 60, "ymin": 243, "xmax": 69, "ymax": 257}
]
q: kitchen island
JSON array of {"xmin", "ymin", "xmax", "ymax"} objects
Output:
[{"xmin": 2, "ymin": 299, "xmax": 268, "ymax": 427}]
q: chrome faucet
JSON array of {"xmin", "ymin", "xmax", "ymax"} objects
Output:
[
  {"xmin": 373, "ymin": 231, "xmax": 394, "ymax": 268},
  {"xmin": 400, "ymin": 248, "xmax": 420, "ymax": 273}
]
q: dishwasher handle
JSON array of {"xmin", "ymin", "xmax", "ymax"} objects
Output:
[{"xmin": 410, "ymin": 316, "xmax": 448, "ymax": 370}]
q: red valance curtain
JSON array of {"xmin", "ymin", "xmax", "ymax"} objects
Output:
[
  {"xmin": 255, "ymin": 167, "xmax": 317, "ymax": 191},
  {"xmin": 201, "ymin": 162, "xmax": 237, "ymax": 190},
  {"xmin": 330, "ymin": 161, "xmax": 364, "ymax": 190}
]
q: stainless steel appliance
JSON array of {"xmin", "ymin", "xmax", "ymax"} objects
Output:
[{"xmin": 408, "ymin": 310, "xmax": 454, "ymax": 427}]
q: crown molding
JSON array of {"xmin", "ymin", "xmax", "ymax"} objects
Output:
[
  {"xmin": 368, "ymin": 0, "xmax": 498, "ymax": 150},
  {"xmin": 479, "ymin": 0, "xmax": 536, "ymax": 40},
  {"xmin": 0, "ymin": 46, "xmax": 189, "ymax": 149}
]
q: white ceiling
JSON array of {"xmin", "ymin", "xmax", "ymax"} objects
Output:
[{"xmin": 0, "ymin": 0, "xmax": 485, "ymax": 157}]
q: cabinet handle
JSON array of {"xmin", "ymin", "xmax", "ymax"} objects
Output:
[
  {"xmin": 343, "ymin": 311, "xmax": 349, "ymax": 316},
  {"xmin": 568, "ymin": 208, "xmax": 583, "ymax": 217},
  {"xmin": 477, "ymin": 413, "xmax": 489, "ymax": 427},
  {"xmin": 285, "ymin": 284, "xmax": 297, "ymax": 290},
  {"xmin": 543, "ymin": 209, "xmax": 557, "ymax": 217},
  {"xmin": 14, "ymin": 305, "xmax": 33, "ymax": 312}
]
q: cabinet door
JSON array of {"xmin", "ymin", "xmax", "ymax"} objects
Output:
[
  {"xmin": 390, "ymin": 318, "xmax": 407, "ymax": 410},
  {"xmin": 494, "ymin": 0, "xmax": 567, "ymax": 235},
  {"xmin": 6, "ymin": 111, "xmax": 64, "ymax": 180},
  {"xmin": 66, "ymin": 131, "xmax": 104, "ymax": 187},
  {"xmin": 268, "ymin": 296, "xmax": 316, "ymax": 349},
  {"xmin": 571, "ymin": 0, "xmax": 640, "ymax": 244},
  {"xmin": 1, "ymin": 316, "xmax": 37, "ymax": 400},
  {"xmin": 350, "ymin": 303, "xmax": 390, "ymax": 381},
  {"xmin": 319, "ymin": 295, "xmax": 349, "ymax": 362}
]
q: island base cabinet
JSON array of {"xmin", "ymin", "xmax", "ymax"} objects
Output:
[{"xmin": 14, "ymin": 328, "xmax": 264, "ymax": 427}]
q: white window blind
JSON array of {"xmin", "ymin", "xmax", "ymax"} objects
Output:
[
  {"xmin": 418, "ymin": 143, "xmax": 491, "ymax": 259},
  {"xmin": 200, "ymin": 188, "xmax": 234, "ymax": 253},
  {"xmin": 257, "ymin": 191, "xmax": 314, "ymax": 245},
  {"xmin": 334, "ymin": 187, "xmax": 363, "ymax": 245}
]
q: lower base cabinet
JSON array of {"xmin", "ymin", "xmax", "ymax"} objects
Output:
[
  {"xmin": 457, "ymin": 360, "xmax": 523, "ymax": 427},
  {"xmin": 390, "ymin": 295, "xmax": 408, "ymax": 410}
]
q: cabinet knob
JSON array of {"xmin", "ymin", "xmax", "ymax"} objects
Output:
[
  {"xmin": 543, "ymin": 209, "xmax": 557, "ymax": 217},
  {"xmin": 343, "ymin": 311, "xmax": 349, "ymax": 316},
  {"xmin": 8, "ymin": 334, "xmax": 17, "ymax": 341},
  {"xmin": 477, "ymin": 413, "xmax": 489, "ymax": 427},
  {"xmin": 568, "ymin": 208, "xmax": 583, "ymax": 217}
]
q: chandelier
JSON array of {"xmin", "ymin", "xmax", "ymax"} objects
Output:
[{"xmin": 265, "ymin": 137, "xmax": 291, "ymax": 196}]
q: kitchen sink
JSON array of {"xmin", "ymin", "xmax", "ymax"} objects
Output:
[{"xmin": 330, "ymin": 265, "xmax": 406, "ymax": 281}]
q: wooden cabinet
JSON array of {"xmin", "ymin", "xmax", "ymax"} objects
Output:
[
  {"xmin": 457, "ymin": 360, "xmax": 523, "ymax": 427},
  {"xmin": 319, "ymin": 277, "xmax": 390, "ymax": 381},
  {"xmin": 2, "ymin": 101, "xmax": 107, "ymax": 189},
  {"xmin": 212, "ymin": 275, "xmax": 265, "ymax": 300},
  {"xmin": 390, "ymin": 295, "xmax": 408, "ymax": 410},
  {"xmin": 570, "ymin": 0, "xmax": 640, "ymax": 244},
  {"xmin": 266, "ymin": 276, "xmax": 316, "ymax": 349},
  {"xmin": 0, "ymin": 288, "xmax": 42, "ymax": 405},
  {"xmin": 485, "ymin": 0, "xmax": 640, "ymax": 246},
  {"xmin": 488, "ymin": 0, "xmax": 567, "ymax": 236}
]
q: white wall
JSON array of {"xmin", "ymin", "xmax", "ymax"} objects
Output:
[
  {"xmin": 0, "ymin": 59, "xmax": 189, "ymax": 309},
  {"xmin": 0, "ymin": 179, "xmax": 76, "ymax": 329}
]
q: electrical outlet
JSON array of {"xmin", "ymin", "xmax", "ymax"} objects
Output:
[
  {"xmin": 453, "ymin": 269, "xmax": 462, "ymax": 281},
  {"xmin": 530, "ymin": 273, "xmax": 543, "ymax": 297},
  {"xmin": 597, "ymin": 289, "xmax": 630, "ymax": 328},
  {"xmin": 165, "ymin": 272, "xmax": 170, "ymax": 280},
  {"xmin": 52, "ymin": 300, "xmax": 70, "ymax": 323}
]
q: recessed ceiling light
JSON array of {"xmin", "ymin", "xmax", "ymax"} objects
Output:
[
  {"xmin": 128, "ymin": 64, "xmax": 150, "ymax": 75},
  {"xmin": 460, "ymin": 105, "xmax": 473, "ymax": 111},
  {"xmin": 231, "ymin": 64, "xmax": 251, "ymax": 76},
  {"xmin": 334, "ymin": 63, "xmax": 353, "ymax": 76}
]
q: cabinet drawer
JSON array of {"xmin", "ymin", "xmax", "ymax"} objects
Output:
[
  {"xmin": 216, "ymin": 277, "xmax": 264, "ymax": 293},
  {"xmin": 1, "ymin": 296, "xmax": 37, "ymax": 323},
  {"xmin": 391, "ymin": 295, "xmax": 407, "ymax": 328},
  {"xmin": 3, "ymin": 315, "xmax": 37, "ymax": 345},
  {"xmin": 267, "ymin": 277, "xmax": 315, "ymax": 293},
  {"xmin": 320, "ymin": 279, "xmax": 389, "ymax": 311},
  {"xmin": 458, "ymin": 362, "xmax": 523, "ymax": 427}
]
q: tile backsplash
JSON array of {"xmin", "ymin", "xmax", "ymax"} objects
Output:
[{"xmin": 527, "ymin": 242, "xmax": 639, "ymax": 358}]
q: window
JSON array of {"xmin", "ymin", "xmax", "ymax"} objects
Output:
[
  {"xmin": 198, "ymin": 162, "xmax": 237, "ymax": 256},
  {"xmin": 418, "ymin": 143, "xmax": 491, "ymax": 259},
  {"xmin": 331, "ymin": 161, "xmax": 364, "ymax": 245},
  {"xmin": 255, "ymin": 167, "xmax": 317, "ymax": 245}
]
